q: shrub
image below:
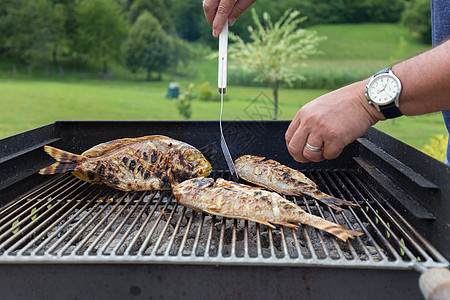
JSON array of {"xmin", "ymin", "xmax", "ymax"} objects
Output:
[
  {"xmin": 402, "ymin": 0, "xmax": 432, "ymax": 44},
  {"xmin": 176, "ymin": 83, "xmax": 194, "ymax": 120},
  {"xmin": 197, "ymin": 81, "xmax": 219, "ymax": 101},
  {"xmin": 421, "ymin": 134, "xmax": 448, "ymax": 162}
]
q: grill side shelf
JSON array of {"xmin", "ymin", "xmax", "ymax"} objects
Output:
[
  {"xmin": 0, "ymin": 138, "xmax": 61, "ymax": 191},
  {"xmin": 357, "ymin": 138, "xmax": 439, "ymax": 191},
  {"xmin": 354, "ymin": 157, "xmax": 435, "ymax": 220}
]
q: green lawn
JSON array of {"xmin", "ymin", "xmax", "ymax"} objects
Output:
[{"xmin": 0, "ymin": 23, "xmax": 447, "ymax": 155}]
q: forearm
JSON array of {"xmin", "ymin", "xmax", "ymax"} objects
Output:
[{"xmin": 392, "ymin": 39, "xmax": 450, "ymax": 116}]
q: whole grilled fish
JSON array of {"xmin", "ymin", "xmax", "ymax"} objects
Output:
[
  {"xmin": 173, "ymin": 177, "xmax": 363, "ymax": 242},
  {"xmin": 39, "ymin": 135, "xmax": 212, "ymax": 191},
  {"xmin": 234, "ymin": 155, "xmax": 359, "ymax": 212}
]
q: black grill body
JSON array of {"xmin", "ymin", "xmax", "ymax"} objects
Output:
[{"xmin": 0, "ymin": 120, "xmax": 448, "ymax": 299}]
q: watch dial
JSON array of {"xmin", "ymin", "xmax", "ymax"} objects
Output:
[{"xmin": 367, "ymin": 75, "xmax": 400, "ymax": 104}]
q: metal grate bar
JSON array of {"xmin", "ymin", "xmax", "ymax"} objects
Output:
[
  {"xmin": 110, "ymin": 191, "xmax": 156, "ymax": 255},
  {"xmin": 138, "ymin": 192, "xmax": 174, "ymax": 256},
  {"xmin": 10, "ymin": 180, "xmax": 93, "ymax": 256},
  {"xmin": 98, "ymin": 191, "xmax": 147, "ymax": 255},
  {"xmin": 348, "ymin": 171, "xmax": 448, "ymax": 266},
  {"xmin": 0, "ymin": 171, "xmax": 447, "ymax": 269},
  {"xmin": 78, "ymin": 191, "xmax": 133, "ymax": 255},
  {"xmin": 48, "ymin": 188, "xmax": 115, "ymax": 255},
  {"xmin": 336, "ymin": 170, "xmax": 398, "ymax": 261},
  {"xmin": 29, "ymin": 185, "xmax": 105, "ymax": 255}
]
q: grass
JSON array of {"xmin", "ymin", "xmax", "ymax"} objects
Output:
[
  {"xmin": 0, "ymin": 78, "xmax": 325, "ymax": 136},
  {"xmin": 0, "ymin": 23, "xmax": 447, "ymax": 156}
]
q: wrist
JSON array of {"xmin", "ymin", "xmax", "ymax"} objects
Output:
[{"xmin": 353, "ymin": 79, "xmax": 386, "ymax": 124}]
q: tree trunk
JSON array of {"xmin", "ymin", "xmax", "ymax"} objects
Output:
[
  {"xmin": 103, "ymin": 61, "xmax": 108, "ymax": 76},
  {"xmin": 157, "ymin": 72, "xmax": 162, "ymax": 81},
  {"xmin": 53, "ymin": 44, "xmax": 58, "ymax": 66},
  {"xmin": 146, "ymin": 69, "xmax": 152, "ymax": 81},
  {"xmin": 272, "ymin": 82, "xmax": 279, "ymax": 120}
]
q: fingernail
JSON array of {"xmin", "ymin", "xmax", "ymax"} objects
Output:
[
  {"xmin": 229, "ymin": 17, "xmax": 236, "ymax": 26},
  {"xmin": 212, "ymin": 29, "xmax": 218, "ymax": 37}
]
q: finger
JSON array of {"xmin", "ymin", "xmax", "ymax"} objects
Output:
[
  {"xmin": 212, "ymin": 0, "xmax": 235, "ymax": 36},
  {"xmin": 322, "ymin": 140, "xmax": 345, "ymax": 161},
  {"xmin": 286, "ymin": 125, "xmax": 309, "ymax": 163},
  {"xmin": 229, "ymin": 0, "xmax": 257, "ymax": 25},
  {"xmin": 303, "ymin": 136, "xmax": 325, "ymax": 162},
  {"xmin": 202, "ymin": 0, "xmax": 219, "ymax": 25},
  {"xmin": 285, "ymin": 112, "xmax": 301, "ymax": 147}
]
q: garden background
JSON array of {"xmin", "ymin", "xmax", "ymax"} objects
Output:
[{"xmin": 0, "ymin": 0, "xmax": 446, "ymax": 161}]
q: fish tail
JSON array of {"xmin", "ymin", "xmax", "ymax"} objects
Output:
[
  {"xmin": 39, "ymin": 146, "xmax": 84, "ymax": 175},
  {"xmin": 296, "ymin": 212, "xmax": 363, "ymax": 242},
  {"xmin": 314, "ymin": 192, "xmax": 360, "ymax": 211}
]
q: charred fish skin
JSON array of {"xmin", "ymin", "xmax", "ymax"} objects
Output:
[
  {"xmin": 39, "ymin": 135, "xmax": 212, "ymax": 191},
  {"xmin": 234, "ymin": 155, "xmax": 359, "ymax": 211},
  {"xmin": 173, "ymin": 178, "xmax": 363, "ymax": 242}
]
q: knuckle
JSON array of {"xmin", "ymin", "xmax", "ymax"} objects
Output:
[
  {"xmin": 233, "ymin": 5, "xmax": 246, "ymax": 16},
  {"xmin": 287, "ymin": 143, "xmax": 305, "ymax": 162},
  {"xmin": 323, "ymin": 147, "xmax": 342, "ymax": 160},
  {"xmin": 202, "ymin": 0, "xmax": 213, "ymax": 10},
  {"xmin": 217, "ymin": 5, "xmax": 229, "ymax": 15}
]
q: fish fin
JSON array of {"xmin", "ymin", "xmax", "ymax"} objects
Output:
[
  {"xmin": 239, "ymin": 217, "xmax": 275, "ymax": 229},
  {"xmin": 255, "ymin": 220, "xmax": 276, "ymax": 229},
  {"xmin": 315, "ymin": 193, "xmax": 360, "ymax": 211},
  {"xmin": 273, "ymin": 221, "xmax": 298, "ymax": 229},
  {"xmin": 295, "ymin": 212, "xmax": 363, "ymax": 242},
  {"xmin": 39, "ymin": 146, "xmax": 84, "ymax": 175},
  {"xmin": 314, "ymin": 198, "xmax": 344, "ymax": 212}
]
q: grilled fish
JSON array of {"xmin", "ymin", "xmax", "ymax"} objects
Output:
[
  {"xmin": 234, "ymin": 155, "xmax": 359, "ymax": 212},
  {"xmin": 173, "ymin": 178, "xmax": 363, "ymax": 242},
  {"xmin": 39, "ymin": 135, "xmax": 212, "ymax": 191}
]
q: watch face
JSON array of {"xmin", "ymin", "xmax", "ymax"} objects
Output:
[{"xmin": 367, "ymin": 74, "xmax": 400, "ymax": 105}]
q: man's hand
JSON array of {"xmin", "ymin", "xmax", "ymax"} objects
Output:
[
  {"xmin": 203, "ymin": 0, "xmax": 256, "ymax": 37},
  {"xmin": 285, "ymin": 81, "xmax": 383, "ymax": 163}
]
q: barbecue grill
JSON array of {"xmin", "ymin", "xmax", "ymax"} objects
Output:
[{"xmin": 0, "ymin": 120, "xmax": 448, "ymax": 299}]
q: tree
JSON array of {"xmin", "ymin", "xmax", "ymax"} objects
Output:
[
  {"xmin": 123, "ymin": 11, "xmax": 171, "ymax": 81},
  {"xmin": 73, "ymin": 0, "xmax": 128, "ymax": 75},
  {"xmin": 128, "ymin": 0, "xmax": 174, "ymax": 33},
  {"xmin": 0, "ymin": 0, "xmax": 66, "ymax": 66},
  {"xmin": 402, "ymin": 0, "xmax": 432, "ymax": 44},
  {"xmin": 169, "ymin": 0, "xmax": 206, "ymax": 42},
  {"xmin": 167, "ymin": 37, "xmax": 192, "ymax": 76},
  {"xmin": 228, "ymin": 9, "xmax": 325, "ymax": 120}
]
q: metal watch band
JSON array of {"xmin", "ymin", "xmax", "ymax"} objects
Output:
[{"xmin": 373, "ymin": 67, "xmax": 403, "ymax": 119}]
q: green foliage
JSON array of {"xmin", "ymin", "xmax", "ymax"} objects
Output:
[
  {"xmin": 123, "ymin": 11, "xmax": 170, "ymax": 80},
  {"xmin": 197, "ymin": 81, "xmax": 219, "ymax": 101},
  {"xmin": 128, "ymin": 0, "xmax": 174, "ymax": 33},
  {"xmin": 167, "ymin": 38, "xmax": 192, "ymax": 76},
  {"xmin": 0, "ymin": 0, "xmax": 67, "ymax": 65},
  {"xmin": 421, "ymin": 134, "xmax": 448, "ymax": 162},
  {"xmin": 263, "ymin": 0, "xmax": 407, "ymax": 27},
  {"xmin": 369, "ymin": 0, "xmax": 406, "ymax": 23},
  {"xmin": 170, "ymin": 0, "xmax": 205, "ymax": 42},
  {"xmin": 73, "ymin": 0, "xmax": 128, "ymax": 74},
  {"xmin": 229, "ymin": 9, "xmax": 325, "ymax": 86},
  {"xmin": 389, "ymin": 36, "xmax": 408, "ymax": 64},
  {"xmin": 176, "ymin": 83, "xmax": 194, "ymax": 120},
  {"xmin": 228, "ymin": 9, "xmax": 325, "ymax": 119},
  {"xmin": 402, "ymin": 0, "xmax": 432, "ymax": 44}
]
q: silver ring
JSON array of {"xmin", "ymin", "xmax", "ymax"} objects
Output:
[{"xmin": 305, "ymin": 142, "xmax": 322, "ymax": 152}]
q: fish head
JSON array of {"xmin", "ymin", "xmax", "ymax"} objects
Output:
[{"xmin": 171, "ymin": 148, "xmax": 212, "ymax": 183}]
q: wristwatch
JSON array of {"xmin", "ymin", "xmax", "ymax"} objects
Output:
[{"xmin": 365, "ymin": 67, "xmax": 403, "ymax": 119}]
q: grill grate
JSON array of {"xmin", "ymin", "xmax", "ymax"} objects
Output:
[{"xmin": 0, "ymin": 170, "xmax": 447, "ymax": 269}]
